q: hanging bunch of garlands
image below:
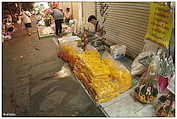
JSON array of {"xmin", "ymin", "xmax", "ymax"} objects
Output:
[{"xmin": 133, "ymin": 48, "xmax": 175, "ymax": 104}]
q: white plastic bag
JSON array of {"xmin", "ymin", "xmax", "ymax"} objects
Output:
[
  {"xmin": 110, "ymin": 45, "xmax": 126, "ymax": 59},
  {"xmin": 54, "ymin": 64, "xmax": 72, "ymax": 78},
  {"xmin": 131, "ymin": 51, "xmax": 154, "ymax": 76}
]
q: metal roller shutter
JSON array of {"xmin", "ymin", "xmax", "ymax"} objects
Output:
[
  {"xmin": 96, "ymin": 2, "xmax": 151, "ymax": 58},
  {"xmin": 82, "ymin": 2, "xmax": 96, "ymax": 23}
]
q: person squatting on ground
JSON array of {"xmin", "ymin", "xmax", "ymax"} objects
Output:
[
  {"xmin": 49, "ymin": 7, "xmax": 64, "ymax": 37},
  {"xmin": 22, "ymin": 9, "xmax": 32, "ymax": 36},
  {"xmin": 88, "ymin": 15, "xmax": 105, "ymax": 38},
  {"xmin": 87, "ymin": 15, "xmax": 107, "ymax": 57}
]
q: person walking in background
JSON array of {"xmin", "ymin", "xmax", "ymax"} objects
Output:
[
  {"xmin": 64, "ymin": 8, "xmax": 72, "ymax": 24},
  {"xmin": 49, "ymin": 7, "xmax": 64, "ymax": 37},
  {"xmin": 22, "ymin": 9, "xmax": 32, "ymax": 36}
]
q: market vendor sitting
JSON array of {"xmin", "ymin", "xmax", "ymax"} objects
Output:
[
  {"xmin": 88, "ymin": 15, "xmax": 106, "ymax": 39},
  {"xmin": 85, "ymin": 15, "xmax": 106, "ymax": 56}
]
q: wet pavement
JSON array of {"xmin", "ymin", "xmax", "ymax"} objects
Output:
[{"xmin": 3, "ymin": 22, "xmax": 105, "ymax": 116}]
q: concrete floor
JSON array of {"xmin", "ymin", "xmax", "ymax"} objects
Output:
[{"xmin": 3, "ymin": 22, "xmax": 105, "ymax": 116}]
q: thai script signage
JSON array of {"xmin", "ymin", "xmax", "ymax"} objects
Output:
[{"xmin": 145, "ymin": 3, "xmax": 173, "ymax": 48}]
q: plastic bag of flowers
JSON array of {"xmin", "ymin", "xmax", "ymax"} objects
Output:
[
  {"xmin": 156, "ymin": 54, "xmax": 175, "ymax": 93},
  {"xmin": 133, "ymin": 54, "xmax": 159, "ymax": 104},
  {"xmin": 131, "ymin": 51, "xmax": 154, "ymax": 76},
  {"xmin": 154, "ymin": 91, "xmax": 175, "ymax": 117}
]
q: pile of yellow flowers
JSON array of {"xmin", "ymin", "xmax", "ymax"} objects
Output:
[
  {"xmin": 73, "ymin": 50, "xmax": 120, "ymax": 103},
  {"xmin": 103, "ymin": 58, "xmax": 132, "ymax": 93},
  {"xmin": 58, "ymin": 42, "xmax": 132, "ymax": 103}
]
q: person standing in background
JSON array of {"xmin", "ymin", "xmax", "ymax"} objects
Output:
[
  {"xmin": 22, "ymin": 9, "xmax": 32, "ymax": 36},
  {"xmin": 49, "ymin": 7, "xmax": 64, "ymax": 37},
  {"xmin": 64, "ymin": 8, "xmax": 72, "ymax": 24}
]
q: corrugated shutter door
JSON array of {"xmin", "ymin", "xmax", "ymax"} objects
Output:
[
  {"xmin": 82, "ymin": 2, "xmax": 95, "ymax": 23},
  {"xmin": 96, "ymin": 2, "xmax": 150, "ymax": 58}
]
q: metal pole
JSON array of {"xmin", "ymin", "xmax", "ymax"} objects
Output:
[
  {"xmin": 95, "ymin": 2, "xmax": 97, "ymax": 17},
  {"xmin": 71, "ymin": 2, "xmax": 73, "ymax": 19}
]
